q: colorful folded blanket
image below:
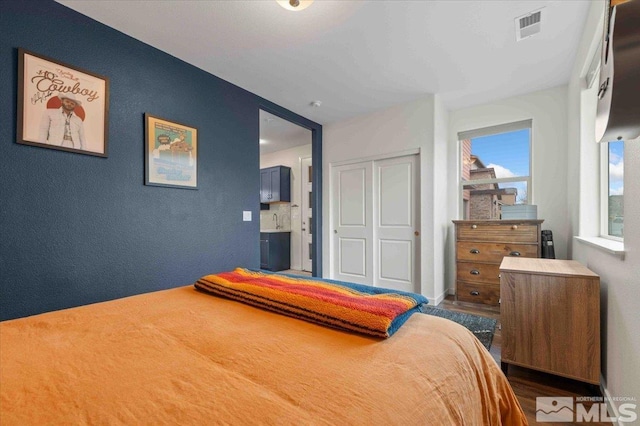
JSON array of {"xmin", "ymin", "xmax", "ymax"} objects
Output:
[{"xmin": 194, "ymin": 268, "xmax": 427, "ymax": 338}]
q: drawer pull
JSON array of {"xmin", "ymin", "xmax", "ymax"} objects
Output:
[
  {"xmin": 509, "ymin": 251, "xmax": 521, "ymax": 256},
  {"xmin": 470, "ymin": 249, "xmax": 480, "ymax": 254},
  {"xmin": 470, "ymin": 291, "xmax": 480, "ymax": 296},
  {"xmin": 470, "ymin": 269, "xmax": 480, "ymax": 275},
  {"xmin": 511, "ymin": 225, "xmax": 518, "ymax": 230},
  {"xmin": 471, "ymin": 224, "xmax": 478, "ymax": 229}
]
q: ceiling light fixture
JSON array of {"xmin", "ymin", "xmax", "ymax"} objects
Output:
[{"xmin": 276, "ymin": 0, "xmax": 314, "ymax": 12}]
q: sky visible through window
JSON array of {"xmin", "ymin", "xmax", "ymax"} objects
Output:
[
  {"xmin": 471, "ymin": 128, "xmax": 530, "ymax": 203},
  {"xmin": 609, "ymin": 141, "xmax": 624, "ymax": 196},
  {"xmin": 608, "ymin": 140, "xmax": 624, "ymax": 238}
]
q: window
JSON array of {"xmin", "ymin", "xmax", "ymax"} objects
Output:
[
  {"xmin": 459, "ymin": 120, "xmax": 532, "ymax": 220},
  {"xmin": 601, "ymin": 140, "xmax": 624, "ymax": 239}
]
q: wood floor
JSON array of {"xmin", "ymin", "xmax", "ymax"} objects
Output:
[{"xmin": 437, "ymin": 295, "xmax": 611, "ymax": 425}]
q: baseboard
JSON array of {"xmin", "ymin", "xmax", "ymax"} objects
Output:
[
  {"xmin": 429, "ymin": 289, "xmax": 450, "ymax": 307},
  {"xmin": 600, "ymin": 375, "xmax": 629, "ymax": 426}
]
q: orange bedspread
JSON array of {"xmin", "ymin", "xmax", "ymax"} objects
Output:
[{"xmin": 0, "ymin": 286, "xmax": 526, "ymax": 425}]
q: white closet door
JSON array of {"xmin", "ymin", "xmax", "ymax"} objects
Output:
[
  {"xmin": 374, "ymin": 155, "xmax": 419, "ymax": 292},
  {"xmin": 331, "ymin": 153, "xmax": 419, "ymax": 291},
  {"xmin": 331, "ymin": 162, "xmax": 373, "ymax": 284}
]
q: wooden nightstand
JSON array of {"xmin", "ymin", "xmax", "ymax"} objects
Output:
[{"xmin": 499, "ymin": 258, "xmax": 601, "ymax": 385}]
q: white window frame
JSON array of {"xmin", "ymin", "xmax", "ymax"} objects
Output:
[
  {"xmin": 600, "ymin": 141, "xmax": 623, "ymax": 241},
  {"xmin": 458, "ymin": 120, "xmax": 533, "ymax": 218}
]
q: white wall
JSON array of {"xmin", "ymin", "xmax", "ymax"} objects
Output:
[
  {"xmin": 433, "ymin": 95, "xmax": 450, "ymax": 299},
  {"xmin": 446, "ymin": 86, "xmax": 570, "ymax": 291},
  {"xmin": 261, "ymin": 143, "xmax": 312, "ymax": 271},
  {"xmin": 567, "ymin": 0, "xmax": 640, "ymax": 410},
  {"xmin": 322, "ymin": 96, "xmax": 450, "ymax": 304},
  {"xmin": 567, "ymin": 1, "xmax": 603, "ymax": 244}
]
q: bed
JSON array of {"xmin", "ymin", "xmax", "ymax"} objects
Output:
[{"xmin": 0, "ymin": 269, "xmax": 526, "ymax": 425}]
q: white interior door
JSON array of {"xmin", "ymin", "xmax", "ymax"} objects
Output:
[
  {"xmin": 332, "ymin": 161, "xmax": 373, "ymax": 285},
  {"xmin": 331, "ymin": 154, "xmax": 419, "ymax": 292},
  {"xmin": 301, "ymin": 157, "xmax": 313, "ymax": 272},
  {"xmin": 374, "ymin": 155, "xmax": 419, "ymax": 292}
]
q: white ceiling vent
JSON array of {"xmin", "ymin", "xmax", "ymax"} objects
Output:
[{"xmin": 515, "ymin": 8, "xmax": 544, "ymax": 41}]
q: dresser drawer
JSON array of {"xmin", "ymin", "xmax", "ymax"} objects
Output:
[
  {"xmin": 452, "ymin": 219, "xmax": 542, "ymax": 307},
  {"xmin": 456, "ymin": 242, "xmax": 539, "ymax": 263},
  {"xmin": 456, "ymin": 262, "xmax": 501, "ymax": 285},
  {"xmin": 457, "ymin": 223, "xmax": 539, "ymax": 243},
  {"xmin": 456, "ymin": 281, "xmax": 500, "ymax": 306}
]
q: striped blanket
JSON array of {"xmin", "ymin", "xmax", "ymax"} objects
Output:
[{"xmin": 194, "ymin": 268, "xmax": 428, "ymax": 338}]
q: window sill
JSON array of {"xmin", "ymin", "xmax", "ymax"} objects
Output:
[{"xmin": 574, "ymin": 236, "xmax": 625, "ymax": 259}]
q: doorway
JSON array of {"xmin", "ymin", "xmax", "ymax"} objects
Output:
[{"xmin": 260, "ymin": 109, "xmax": 313, "ymax": 273}]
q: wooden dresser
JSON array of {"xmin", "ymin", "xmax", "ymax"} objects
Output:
[
  {"xmin": 499, "ymin": 258, "xmax": 600, "ymax": 385},
  {"xmin": 453, "ymin": 219, "xmax": 543, "ymax": 306}
]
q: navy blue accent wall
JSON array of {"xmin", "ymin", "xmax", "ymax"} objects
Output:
[{"xmin": 0, "ymin": 0, "xmax": 321, "ymax": 320}]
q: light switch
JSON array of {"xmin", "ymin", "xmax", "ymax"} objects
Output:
[{"xmin": 243, "ymin": 211, "xmax": 252, "ymax": 221}]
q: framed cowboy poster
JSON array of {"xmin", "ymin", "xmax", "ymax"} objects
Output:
[
  {"xmin": 17, "ymin": 48, "xmax": 109, "ymax": 157},
  {"xmin": 144, "ymin": 114, "xmax": 198, "ymax": 189}
]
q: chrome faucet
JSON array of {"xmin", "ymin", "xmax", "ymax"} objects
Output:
[{"xmin": 273, "ymin": 214, "xmax": 279, "ymax": 229}]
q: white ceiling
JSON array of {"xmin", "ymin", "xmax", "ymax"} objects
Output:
[
  {"xmin": 260, "ymin": 110, "xmax": 311, "ymax": 154},
  {"xmin": 57, "ymin": 0, "xmax": 592, "ymax": 127}
]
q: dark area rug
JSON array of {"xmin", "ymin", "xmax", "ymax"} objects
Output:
[{"xmin": 420, "ymin": 306, "xmax": 497, "ymax": 351}]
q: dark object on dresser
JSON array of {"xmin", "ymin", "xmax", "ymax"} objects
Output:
[{"xmin": 541, "ymin": 230, "xmax": 555, "ymax": 259}]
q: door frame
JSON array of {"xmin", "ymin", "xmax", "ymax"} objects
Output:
[
  {"xmin": 329, "ymin": 148, "xmax": 420, "ymax": 281},
  {"xmin": 258, "ymin": 102, "xmax": 322, "ymax": 277},
  {"xmin": 300, "ymin": 156, "xmax": 313, "ymax": 272}
]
